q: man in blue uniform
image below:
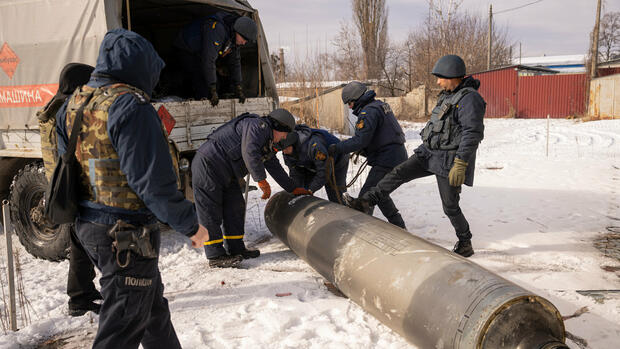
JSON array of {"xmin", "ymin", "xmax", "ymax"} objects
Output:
[
  {"xmin": 328, "ymin": 82, "xmax": 407, "ymax": 229},
  {"xmin": 174, "ymin": 12, "xmax": 257, "ymax": 105},
  {"xmin": 192, "ymin": 108, "xmax": 302, "ymax": 268},
  {"xmin": 353, "ymin": 55, "xmax": 485, "ymax": 257},
  {"xmin": 56, "ymin": 29, "xmax": 209, "ymax": 348},
  {"xmin": 281, "ymin": 124, "xmax": 348, "ymax": 203}
]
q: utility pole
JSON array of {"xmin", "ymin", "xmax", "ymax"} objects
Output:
[
  {"xmin": 590, "ymin": 0, "xmax": 602, "ymax": 79},
  {"xmin": 487, "ymin": 4, "xmax": 492, "ymax": 70}
]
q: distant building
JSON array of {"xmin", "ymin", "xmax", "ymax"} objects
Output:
[{"xmin": 513, "ymin": 54, "xmax": 586, "ymax": 74}]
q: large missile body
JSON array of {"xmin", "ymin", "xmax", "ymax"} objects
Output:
[{"xmin": 265, "ymin": 192, "xmax": 567, "ymax": 349}]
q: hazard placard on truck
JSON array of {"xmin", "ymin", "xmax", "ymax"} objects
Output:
[{"xmin": 0, "ymin": 0, "xmax": 278, "ymax": 261}]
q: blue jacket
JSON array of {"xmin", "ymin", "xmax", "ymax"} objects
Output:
[
  {"xmin": 334, "ymin": 90, "xmax": 407, "ymax": 168},
  {"xmin": 198, "ymin": 113, "xmax": 295, "ymax": 192},
  {"xmin": 175, "ymin": 12, "xmax": 242, "ymax": 87},
  {"xmin": 414, "ymin": 76, "xmax": 485, "ymax": 186},
  {"xmin": 283, "ymin": 125, "xmax": 344, "ymax": 193},
  {"xmin": 57, "ymin": 28, "xmax": 198, "ymax": 236}
]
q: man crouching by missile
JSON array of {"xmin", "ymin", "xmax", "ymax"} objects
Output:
[
  {"xmin": 278, "ymin": 124, "xmax": 348, "ymax": 203},
  {"xmin": 350, "ymin": 55, "xmax": 485, "ymax": 258},
  {"xmin": 192, "ymin": 108, "xmax": 307, "ymax": 268}
]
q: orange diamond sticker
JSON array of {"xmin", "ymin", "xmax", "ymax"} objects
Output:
[{"xmin": 0, "ymin": 43, "xmax": 20, "ymax": 79}]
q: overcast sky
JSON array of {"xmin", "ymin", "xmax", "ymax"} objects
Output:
[{"xmin": 251, "ymin": 0, "xmax": 620, "ymax": 62}]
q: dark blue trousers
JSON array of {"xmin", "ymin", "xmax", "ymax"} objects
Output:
[
  {"xmin": 74, "ymin": 219, "xmax": 181, "ymax": 349},
  {"xmin": 191, "ymin": 151, "xmax": 247, "ymax": 259},
  {"xmin": 359, "ymin": 165, "xmax": 406, "ymax": 229}
]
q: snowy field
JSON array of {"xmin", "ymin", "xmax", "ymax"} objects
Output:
[{"xmin": 0, "ymin": 118, "xmax": 619, "ymax": 348}]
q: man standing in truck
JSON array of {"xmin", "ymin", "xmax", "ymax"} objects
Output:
[
  {"xmin": 56, "ymin": 29, "xmax": 209, "ymax": 348},
  {"xmin": 174, "ymin": 11, "xmax": 257, "ymax": 106}
]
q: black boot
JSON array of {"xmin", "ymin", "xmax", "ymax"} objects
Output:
[
  {"xmin": 235, "ymin": 248, "xmax": 260, "ymax": 259},
  {"xmin": 68, "ymin": 301, "xmax": 101, "ymax": 317},
  {"xmin": 452, "ymin": 240, "xmax": 474, "ymax": 257},
  {"xmin": 208, "ymin": 254, "xmax": 243, "ymax": 268}
]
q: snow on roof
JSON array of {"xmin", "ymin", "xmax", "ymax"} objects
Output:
[{"xmin": 513, "ymin": 54, "xmax": 587, "ymax": 66}]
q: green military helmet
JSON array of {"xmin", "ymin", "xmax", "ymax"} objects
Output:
[
  {"xmin": 234, "ymin": 16, "xmax": 257, "ymax": 42},
  {"xmin": 268, "ymin": 108, "xmax": 296, "ymax": 132},
  {"xmin": 341, "ymin": 81, "xmax": 367, "ymax": 104},
  {"xmin": 432, "ymin": 55, "xmax": 466, "ymax": 78}
]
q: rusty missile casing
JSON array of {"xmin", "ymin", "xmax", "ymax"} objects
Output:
[{"xmin": 265, "ymin": 192, "xmax": 567, "ymax": 349}]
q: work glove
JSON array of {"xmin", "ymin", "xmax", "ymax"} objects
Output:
[
  {"xmin": 328, "ymin": 144, "xmax": 337, "ymax": 157},
  {"xmin": 209, "ymin": 86, "xmax": 219, "ymax": 107},
  {"xmin": 292, "ymin": 187, "xmax": 312, "ymax": 196},
  {"xmin": 258, "ymin": 179, "xmax": 271, "ymax": 199},
  {"xmin": 448, "ymin": 158, "xmax": 468, "ymax": 187},
  {"xmin": 235, "ymin": 84, "xmax": 246, "ymax": 104}
]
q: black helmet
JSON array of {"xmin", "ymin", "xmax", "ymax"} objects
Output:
[
  {"xmin": 273, "ymin": 131, "xmax": 298, "ymax": 151},
  {"xmin": 234, "ymin": 16, "xmax": 257, "ymax": 42},
  {"xmin": 268, "ymin": 108, "xmax": 296, "ymax": 132},
  {"xmin": 432, "ymin": 55, "xmax": 466, "ymax": 78},
  {"xmin": 341, "ymin": 81, "xmax": 367, "ymax": 104}
]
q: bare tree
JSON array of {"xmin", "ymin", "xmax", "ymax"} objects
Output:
[
  {"xmin": 598, "ymin": 11, "xmax": 620, "ymax": 62},
  {"xmin": 352, "ymin": 0, "xmax": 388, "ymax": 80},
  {"xmin": 332, "ymin": 20, "xmax": 363, "ymax": 81},
  {"xmin": 405, "ymin": 0, "xmax": 512, "ymax": 89}
]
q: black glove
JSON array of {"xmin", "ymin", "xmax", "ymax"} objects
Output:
[
  {"xmin": 328, "ymin": 144, "xmax": 337, "ymax": 157},
  {"xmin": 236, "ymin": 84, "xmax": 246, "ymax": 104},
  {"xmin": 209, "ymin": 86, "xmax": 219, "ymax": 107},
  {"xmin": 350, "ymin": 197, "xmax": 371, "ymax": 214}
]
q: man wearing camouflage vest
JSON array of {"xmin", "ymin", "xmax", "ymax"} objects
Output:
[
  {"xmin": 38, "ymin": 63, "xmax": 103, "ymax": 317},
  {"xmin": 353, "ymin": 55, "xmax": 485, "ymax": 257},
  {"xmin": 56, "ymin": 29, "xmax": 208, "ymax": 348}
]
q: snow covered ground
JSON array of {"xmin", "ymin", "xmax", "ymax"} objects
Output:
[{"xmin": 1, "ymin": 119, "xmax": 619, "ymax": 348}]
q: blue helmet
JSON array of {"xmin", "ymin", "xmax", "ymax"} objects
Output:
[{"xmin": 432, "ymin": 55, "xmax": 466, "ymax": 78}]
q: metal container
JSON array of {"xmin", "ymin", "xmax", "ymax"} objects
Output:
[{"xmin": 265, "ymin": 192, "xmax": 567, "ymax": 349}]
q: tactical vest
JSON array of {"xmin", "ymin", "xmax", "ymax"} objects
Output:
[
  {"xmin": 65, "ymin": 83, "xmax": 179, "ymax": 211},
  {"xmin": 361, "ymin": 100, "xmax": 406, "ymax": 155},
  {"xmin": 421, "ymin": 87, "xmax": 474, "ymax": 150},
  {"xmin": 37, "ymin": 98, "xmax": 64, "ymax": 182}
]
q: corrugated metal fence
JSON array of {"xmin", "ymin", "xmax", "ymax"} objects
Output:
[{"xmin": 473, "ymin": 68, "xmax": 587, "ymax": 118}]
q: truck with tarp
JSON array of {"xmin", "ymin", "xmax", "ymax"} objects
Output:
[{"xmin": 0, "ymin": 0, "xmax": 278, "ymax": 261}]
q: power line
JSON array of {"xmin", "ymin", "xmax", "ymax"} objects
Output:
[{"xmin": 494, "ymin": 0, "xmax": 544, "ymax": 15}]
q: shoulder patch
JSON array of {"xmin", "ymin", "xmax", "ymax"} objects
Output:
[
  {"xmin": 212, "ymin": 22, "xmax": 217, "ymax": 29},
  {"xmin": 361, "ymin": 111, "xmax": 367, "ymax": 115},
  {"xmin": 312, "ymin": 143, "xmax": 317, "ymax": 147},
  {"xmin": 214, "ymin": 41, "xmax": 220, "ymax": 46},
  {"xmin": 356, "ymin": 119, "xmax": 365, "ymax": 129},
  {"xmin": 315, "ymin": 150, "xmax": 326, "ymax": 161}
]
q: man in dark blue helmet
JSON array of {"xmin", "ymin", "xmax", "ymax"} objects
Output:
[
  {"xmin": 192, "ymin": 108, "xmax": 307, "ymax": 268},
  {"xmin": 352, "ymin": 54, "xmax": 486, "ymax": 257},
  {"xmin": 280, "ymin": 124, "xmax": 348, "ymax": 203},
  {"xmin": 328, "ymin": 81, "xmax": 407, "ymax": 229},
  {"xmin": 174, "ymin": 12, "xmax": 257, "ymax": 105}
]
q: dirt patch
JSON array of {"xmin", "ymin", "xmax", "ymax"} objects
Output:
[{"xmin": 36, "ymin": 329, "xmax": 96, "ymax": 349}]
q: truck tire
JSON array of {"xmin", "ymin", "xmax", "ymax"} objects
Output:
[{"xmin": 9, "ymin": 163, "xmax": 70, "ymax": 261}]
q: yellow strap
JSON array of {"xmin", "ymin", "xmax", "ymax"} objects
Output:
[
  {"xmin": 223, "ymin": 235, "xmax": 244, "ymax": 240},
  {"xmin": 204, "ymin": 239, "xmax": 223, "ymax": 246}
]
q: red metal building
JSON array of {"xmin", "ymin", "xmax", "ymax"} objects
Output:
[{"xmin": 471, "ymin": 66, "xmax": 587, "ymax": 118}]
